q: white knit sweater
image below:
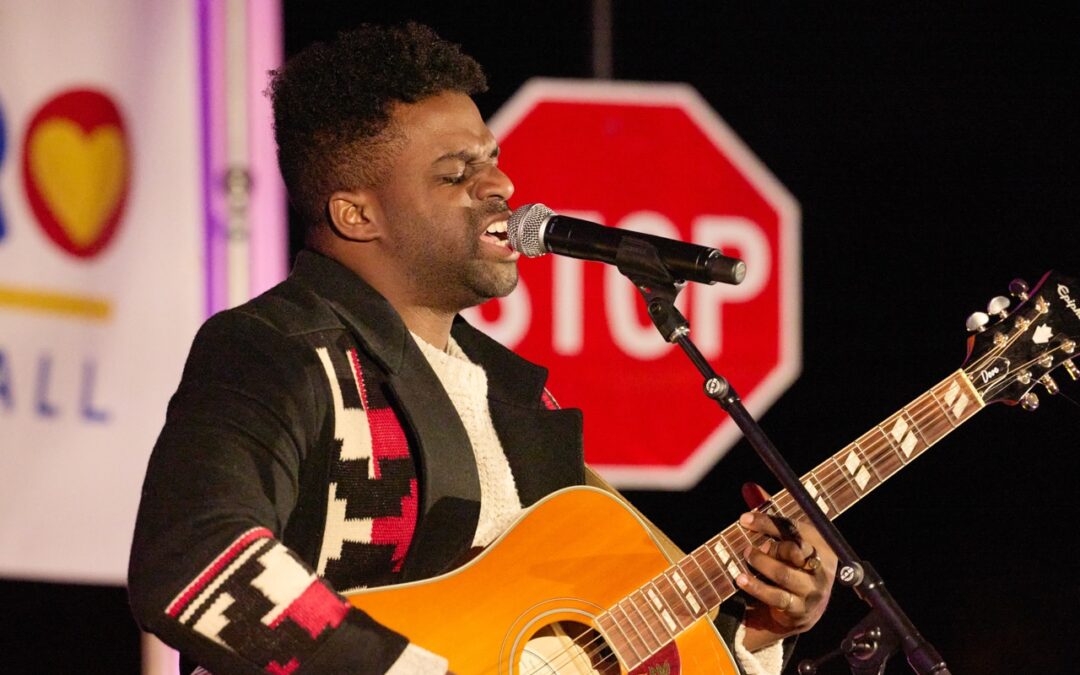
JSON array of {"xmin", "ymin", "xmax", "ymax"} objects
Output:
[{"xmin": 412, "ymin": 333, "xmax": 523, "ymax": 548}]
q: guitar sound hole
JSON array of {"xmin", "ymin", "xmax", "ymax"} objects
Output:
[{"xmin": 518, "ymin": 621, "xmax": 619, "ymax": 675}]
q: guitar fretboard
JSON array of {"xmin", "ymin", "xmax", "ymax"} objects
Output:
[{"xmin": 595, "ymin": 370, "xmax": 984, "ymax": 669}]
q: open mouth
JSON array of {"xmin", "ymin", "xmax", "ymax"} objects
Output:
[{"xmin": 480, "ymin": 219, "xmax": 510, "ymax": 247}]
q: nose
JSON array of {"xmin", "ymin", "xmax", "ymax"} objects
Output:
[{"xmin": 476, "ymin": 163, "xmax": 514, "ymax": 204}]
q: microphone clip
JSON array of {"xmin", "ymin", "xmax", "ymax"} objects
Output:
[{"xmin": 615, "ymin": 236, "xmax": 689, "ymax": 343}]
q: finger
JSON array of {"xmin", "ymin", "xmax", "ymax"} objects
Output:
[
  {"xmin": 770, "ymin": 539, "xmax": 817, "ymax": 568},
  {"xmin": 735, "ymin": 570, "xmax": 804, "ymax": 614},
  {"xmin": 739, "ymin": 511, "xmax": 782, "ymax": 539},
  {"xmin": 792, "ymin": 520, "xmax": 838, "ymax": 572},
  {"xmin": 745, "ymin": 547, "xmax": 816, "ymax": 597}
]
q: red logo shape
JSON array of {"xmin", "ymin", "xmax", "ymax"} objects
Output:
[{"xmin": 21, "ymin": 89, "xmax": 130, "ymax": 258}]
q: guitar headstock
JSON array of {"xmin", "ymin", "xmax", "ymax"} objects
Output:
[{"xmin": 963, "ymin": 271, "xmax": 1080, "ymax": 408}]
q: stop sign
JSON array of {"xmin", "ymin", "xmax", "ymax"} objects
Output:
[{"xmin": 467, "ymin": 79, "xmax": 800, "ymax": 489}]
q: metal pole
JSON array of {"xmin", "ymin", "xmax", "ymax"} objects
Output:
[{"xmin": 591, "ymin": 0, "xmax": 613, "ymax": 79}]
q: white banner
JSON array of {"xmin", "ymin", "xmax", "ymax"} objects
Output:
[{"xmin": 0, "ymin": 1, "xmax": 205, "ymax": 583}]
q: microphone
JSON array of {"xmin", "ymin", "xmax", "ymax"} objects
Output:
[{"xmin": 506, "ymin": 203, "xmax": 746, "ymax": 285}]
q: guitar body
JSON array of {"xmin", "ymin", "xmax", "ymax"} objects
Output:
[{"xmin": 346, "ymin": 486, "xmax": 738, "ymax": 675}]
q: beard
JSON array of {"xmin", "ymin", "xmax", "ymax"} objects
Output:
[{"xmin": 394, "ymin": 200, "xmax": 518, "ymax": 313}]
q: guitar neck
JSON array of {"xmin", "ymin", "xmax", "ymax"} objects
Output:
[{"xmin": 595, "ymin": 369, "xmax": 985, "ymax": 668}]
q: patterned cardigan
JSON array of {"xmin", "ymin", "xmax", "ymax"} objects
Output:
[{"xmin": 128, "ymin": 250, "xmax": 585, "ymax": 673}]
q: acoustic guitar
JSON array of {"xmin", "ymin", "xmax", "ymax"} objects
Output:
[{"xmin": 347, "ymin": 271, "xmax": 1080, "ymax": 674}]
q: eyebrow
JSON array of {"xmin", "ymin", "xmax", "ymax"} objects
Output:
[{"xmin": 432, "ymin": 145, "xmax": 500, "ymax": 166}]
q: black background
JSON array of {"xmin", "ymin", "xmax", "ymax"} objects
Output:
[{"xmin": 6, "ymin": 3, "xmax": 1079, "ymax": 673}]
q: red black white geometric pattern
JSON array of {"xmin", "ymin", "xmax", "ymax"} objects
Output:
[
  {"xmin": 314, "ymin": 343, "xmax": 418, "ymax": 591},
  {"xmin": 166, "ymin": 528, "xmax": 350, "ymax": 674}
]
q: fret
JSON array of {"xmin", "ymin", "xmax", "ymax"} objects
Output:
[
  {"xmin": 706, "ymin": 533, "xmax": 747, "ymax": 583},
  {"xmin": 839, "ymin": 442, "xmax": 878, "ymax": 494},
  {"xmin": 652, "ymin": 572, "xmax": 695, "ymax": 628},
  {"xmin": 912, "ymin": 396, "xmax": 953, "ymax": 449},
  {"xmin": 856, "ymin": 426, "xmax": 905, "ymax": 481},
  {"xmin": 799, "ymin": 471, "xmax": 839, "ymax": 517},
  {"xmin": 825, "ymin": 455, "xmax": 861, "ymax": 512},
  {"xmin": 937, "ymin": 374, "xmax": 977, "ymax": 425},
  {"xmin": 595, "ymin": 612, "xmax": 637, "ymax": 668},
  {"xmin": 876, "ymin": 419, "xmax": 910, "ymax": 464},
  {"xmin": 914, "ymin": 391, "xmax": 956, "ymax": 443},
  {"xmin": 679, "ymin": 555, "xmax": 722, "ymax": 609},
  {"xmin": 900, "ymin": 406, "xmax": 931, "ymax": 448},
  {"xmin": 851, "ymin": 439, "xmax": 885, "ymax": 483},
  {"xmin": 890, "ymin": 410, "xmax": 921, "ymax": 459},
  {"xmin": 728, "ymin": 522, "xmax": 756, "ymax": 553},
  {"xmin": 631, "ymin": 590, "xmax": 671, "ymax": 648},
  {"xmin": 926, "ymin": 385, "xmax": 957, "ymax": 429},
  {"xmin": 612, "ymin": 602, "xmax": 651, "ymax": 662},
  {"xmin": 609, "ymin": 369, "xmax": 992, "ymax": 669},
  {"xmin": 644, "ymin": 582, "xmax": 679, "ymax": 638},
  {"xmin": 669, "ymin": 567, "xmax": 704, "ymax": 616},
  {"xmin": 691, "ymin": 546, "xmax": 735, "ymax": 599}
]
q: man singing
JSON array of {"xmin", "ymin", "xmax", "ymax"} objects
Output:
[{"xmin": 128, "ymin": 22, "xmax": 834, "ymax": 674}]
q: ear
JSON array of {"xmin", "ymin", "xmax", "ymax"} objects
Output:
[{"xmin": 327, "ymin": 189, "xmax": 382, "ymax": 243}]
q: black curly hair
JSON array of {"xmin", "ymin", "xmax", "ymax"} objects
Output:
[{"xmin": 268, "ymin": 22, "xmax": 488, "ymax": 228}]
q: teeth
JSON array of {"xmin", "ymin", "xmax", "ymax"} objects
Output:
[{"xmin": 485, "ymin": 220, "xmax": 508, "ymax": 235}]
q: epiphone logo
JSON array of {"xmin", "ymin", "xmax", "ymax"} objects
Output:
[{"xmin": 1058, "ymin": 284, "xmax": 1080, "ymax": 320}]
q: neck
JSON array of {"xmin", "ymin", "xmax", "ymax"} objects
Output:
[{"xmin": 397, "ymin": 305, "xmax": 455, "ymax": 351}]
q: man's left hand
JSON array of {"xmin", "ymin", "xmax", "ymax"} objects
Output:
[{"xmin": 734, "ymin": 485, "xmax": 837, "ymax": 652}]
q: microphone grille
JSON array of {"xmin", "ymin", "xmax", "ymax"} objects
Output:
[{"xmin": 507, "ymin": 203, "xmax": 553, "ymax": 257}]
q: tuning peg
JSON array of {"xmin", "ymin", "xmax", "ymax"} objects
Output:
[
  {"xmin": 1040, "ymin": 374, "xmax": 1060, "ymax": 395},
  {"xmin": 1020, "ymin": 392, "xmax": 1040, "ymax": 411},
  {"xmin": 1063, "ymin": 359, "xmax": 1079, "ymax": 381},
  {"xmin": 1009, "ymin": 278, "xmax": 1030, "ymax": 301},
  {"xmin": 965, "ymin": 311, "xmax": 990, "ymax": 333},
  {"xmin": 987, "ymin": 296, "xmax": 1011, "ymax": 318}
]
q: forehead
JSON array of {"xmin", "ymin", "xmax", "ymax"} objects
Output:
[{"xmin": 390, "ymin": 91, "xmax": 495, "ymax": 160}]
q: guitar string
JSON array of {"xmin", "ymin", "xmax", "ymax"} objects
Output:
[
  {"xmin": 517, "ymin": 317, "xmax": 1066, "ymax": 673},
  {"xmin": 522, "ymin": 389, "xmax": 962, "ymax": 674},
  {"xmin": 963, "ymin": 301, "xmax": 1070, "ymax": 400},
  {"xmin": 759, "ymin": 390, "xmax": 955, "ymax": 517},
  {"xmin": 964, "ymin": 310, "xmax": 1048, "ymax": 375},
  {"xmin": 977, "ymin": 343, "xmax": 1073, "ymax": 401},
  {"xmin": 520, "ymin": 447, "xmax": 931, "ymax": 674},
  {"xmin": 519, "ymin": 627, "xmax": 616, "ymax": 675},
  {"xmin": 537, "ymin": 336, "xmax": 1076, "ymax": 672},
  {"xmin": 522, "ymin": 378, "xmax": 989, "ymax": 674}
]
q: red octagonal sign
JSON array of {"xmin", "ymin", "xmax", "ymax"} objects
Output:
[{"xmin": 466, "ymin": 79, "xmax": 801, "ymax": 489}]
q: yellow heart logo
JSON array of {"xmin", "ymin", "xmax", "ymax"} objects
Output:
[
  {"xmin": 22, "ymin": 89, "xmax": 130, "ymax": 259},
  {"xmin": 29, "ymin": 120, "xmax": 127, "ymax": 249}
]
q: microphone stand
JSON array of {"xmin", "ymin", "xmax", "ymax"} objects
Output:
[{"xmin": 613, "ymin": 237, "xmax": 950, "ymax": 675}]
